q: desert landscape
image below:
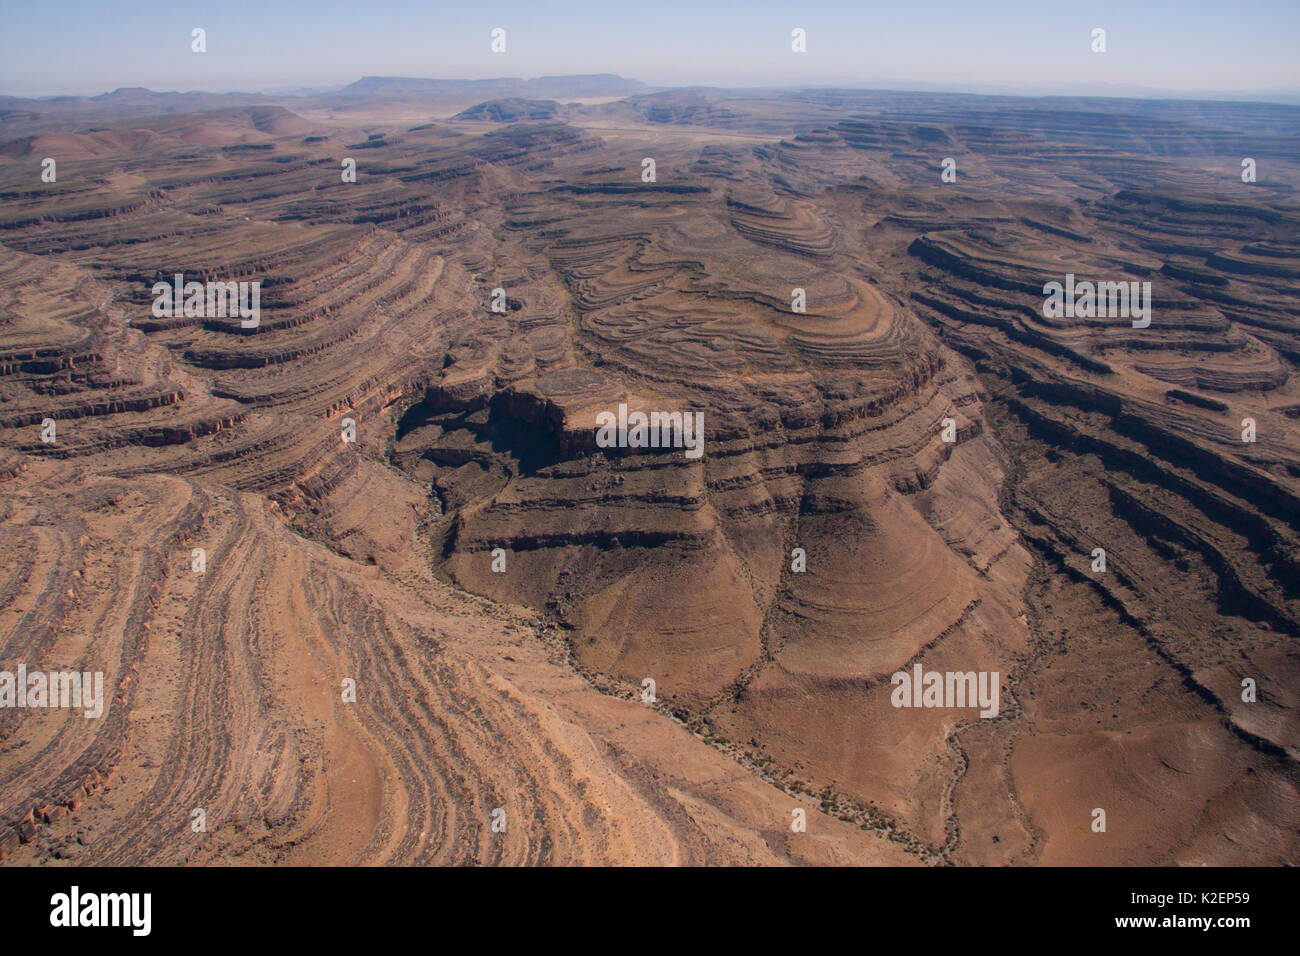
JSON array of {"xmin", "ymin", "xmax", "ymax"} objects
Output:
[{"xmin": 0, "ymin": 70, "xmax": 1297, "ymax": 867}]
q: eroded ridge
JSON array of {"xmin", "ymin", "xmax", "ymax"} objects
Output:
[{"xmin": 0, "ymin": 86, "xmax": 1296, "ymax": 865}]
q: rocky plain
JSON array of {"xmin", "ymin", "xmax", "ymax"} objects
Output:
[{"xmin": 0, "ymin": 77, "xmax": 1296, "ymax": 865}]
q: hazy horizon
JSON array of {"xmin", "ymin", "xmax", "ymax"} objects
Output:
[
  {"xmin": 8, "ymin": 75, "xmax": 1300, "ymax": 107},
  {"xmin": 3, "ymin": 0, "xmax": 1298, "ymax": 100}
]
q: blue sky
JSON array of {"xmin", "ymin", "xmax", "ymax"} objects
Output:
[{"xmin": 2, "ymin": 0, "xmax": 1297, "ymax": 98}]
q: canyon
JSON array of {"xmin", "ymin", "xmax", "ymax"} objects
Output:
[{"xmin": 0, "ymin": 79, "xmax": 1296, "ymax": 866}]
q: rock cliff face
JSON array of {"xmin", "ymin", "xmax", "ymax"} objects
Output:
[{"xmin": 0, "ymin": 88, "xmax": 1295, "ymax": 865}]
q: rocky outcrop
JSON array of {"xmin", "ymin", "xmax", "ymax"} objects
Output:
[{"xmin": 0, "ymin": 91, "xmax": 1296, "ymax": 867}]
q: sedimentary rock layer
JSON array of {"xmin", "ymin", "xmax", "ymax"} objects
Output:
[{"xmin": 0, "ymin": 89, "xmax": 1296, "ymax": 864}]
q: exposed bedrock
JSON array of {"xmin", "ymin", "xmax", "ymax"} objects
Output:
[{"xmin": 1, "ymin": 100, "xmax": 1297, "ymax": 864}]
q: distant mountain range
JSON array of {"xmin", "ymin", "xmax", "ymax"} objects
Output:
[
  {"xmin": 337, "ymin": 75, "xmax": 649, "ymax": 100},
  {"xmin": 3, "ymin": 75, "xmax": 1297, "ymax": 148},
  {"xmin": 0, "ymin": 76, "xmax": 654, "ymax": 133}
]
